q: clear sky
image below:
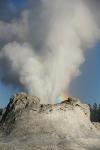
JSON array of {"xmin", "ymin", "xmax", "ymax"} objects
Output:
[
  {"xmin": 0, "ymin": 0, "xmax": 100, "ymax": 107},
  {"xmin": 69, "ymin": 43, "xmax": 100, "ymax": 105}
]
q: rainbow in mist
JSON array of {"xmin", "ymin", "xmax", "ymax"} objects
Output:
[{"xmin": 56, "ymin": 92, "xmax": 68, "ymax": 103}]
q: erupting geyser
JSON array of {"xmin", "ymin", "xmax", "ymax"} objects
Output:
[{"xmin": 0, "ymin": 0, "xmax": 100, "ymax": 103}]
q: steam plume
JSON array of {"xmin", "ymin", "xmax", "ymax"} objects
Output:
[{"xmin": 0, "ymin": 0, "xmax": 100, "ymax": 103}]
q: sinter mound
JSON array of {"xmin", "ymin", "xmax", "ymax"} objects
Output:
[{"xmin": 0, "ymin": 92, "xmax": 100, "ymax": 150}]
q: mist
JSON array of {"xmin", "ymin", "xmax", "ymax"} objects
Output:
[{"xmin": 0, "ymin": 0, "xmax": 100, "ymax": 103}]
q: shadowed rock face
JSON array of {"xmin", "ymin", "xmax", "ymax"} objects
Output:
[
  {"xmin": 0, "ymin": 93, "xmax": 100, "ymax": 150},
  {"xmin": 0, "ymin": 93, "xmax": 40, "ymax": 133}
]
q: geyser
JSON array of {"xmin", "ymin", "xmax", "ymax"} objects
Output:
[
  {"xmin": 0, "ymin": 93, "xmax": 100, "ymax": 150},
  {"xmin": 0, "ymin": 0, "xmax": 100, "ymax": 103}
]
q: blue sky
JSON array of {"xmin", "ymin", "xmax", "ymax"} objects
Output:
[
  {"xmin": 0, "ymin": 83, "xmax": 19, "ymax": 107},
  {"xmin": 0, "ymin": 0, "xmax": 100, "ymax": 107},
  {"xmin": 0, "ymin": 0, "xmax": 27, "ymax": 20},
  {"xmin": 70, "ymin": 43, "xmax": 100, "ymax": 105}
]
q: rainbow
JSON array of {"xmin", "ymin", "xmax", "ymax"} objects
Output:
[{"xmin": 56, "ymin": 92, "xmax": 68, "ymax": 103}]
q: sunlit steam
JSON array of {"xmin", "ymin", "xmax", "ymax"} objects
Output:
[{"xmin": 0, "ymin": 0, "xmax": 100, "ymax": 103}]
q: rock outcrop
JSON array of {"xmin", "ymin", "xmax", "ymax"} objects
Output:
[
  {"xmin": 93, "ymin": 122, "xmax": 100, "ymax": 130},
  {"xmin": 0, "ymin": 93, "xmax": 40, "ymax": 133},
  {"xmin": 0, "ymin": 92, "xmax": 100, "ymax": 150}
]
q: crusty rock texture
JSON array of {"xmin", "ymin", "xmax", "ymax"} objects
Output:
[
  {"xmin": 93, "ymin": 122, "xmax": 100, "ymax": 130},
  {"xmin": 0, "ymin": 93, "xmax": 40, "ymax": 134},
  {"xmin": 0, "ymin": 93, "xmax": 100, "ymax": 150}
]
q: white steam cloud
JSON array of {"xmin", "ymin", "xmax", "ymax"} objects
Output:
[{"xmin": 0, "ymin": 0, "xmax": 100, "ymax": 103}]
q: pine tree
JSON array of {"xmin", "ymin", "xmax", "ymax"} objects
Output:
[
  {"xmin": 88, "ymin": 104, "xmax": 93, "ymax": 121},
  {"xmin": 92, "ymin": 103, "xmax": 98, "ymax": 122},
  {"xmin": 97, "ymin": 104, "xmax": 100, "ymax": 122}
]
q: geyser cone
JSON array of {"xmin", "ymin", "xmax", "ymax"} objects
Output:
[{"xmin": 0, "ymin": 93, "xmax": 100, "ymax": 150}]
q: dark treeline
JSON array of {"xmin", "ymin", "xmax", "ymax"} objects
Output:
[{"xmin": 89, "ymin": 103, "xmax": 100, "ymax": 122}]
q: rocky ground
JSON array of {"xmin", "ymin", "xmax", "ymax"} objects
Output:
[
  {"xmin": 92, "ymin": 122, "xmax": 100, "ymax": 130},
  {"xmin": 0, "ymin": 93, "xmax": 100, "ymax": 150}
]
